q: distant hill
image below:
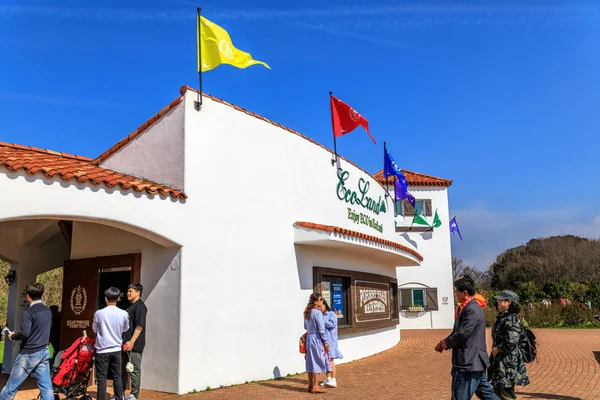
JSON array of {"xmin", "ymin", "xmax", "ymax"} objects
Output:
[{"xmin": 490, "ymin": 235, "xmax": 600, "ymax": 290}]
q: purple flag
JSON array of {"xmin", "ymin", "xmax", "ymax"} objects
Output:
[
  {"xmin": 385, "ymin": 148, "xmax": 415, "ymax": 207},
  {"xmin": 450, "ymin": 217, "xmax": 463, "ymax": 240},
  {"xmin": 394, "ymin": 177, "xmax": 416, "ymax": 207}
]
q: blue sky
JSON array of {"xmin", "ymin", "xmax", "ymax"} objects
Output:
[{"xmin": 1, "ymin": 0, "xmax": 600, "ymax": 268}]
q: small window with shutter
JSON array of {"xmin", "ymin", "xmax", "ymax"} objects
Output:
[
  {"xmin": 400, "ymin": 287, "xmax": 439, "ymax": 311},
  {"xmin": 400, "ymin": 289, "xmax": 413, "ymax": 307},
  {"xmin": 426, "ymin": 288, "xmax": 439, "ymax": 311},
  {"xmin": 400, "ymin": 199, "xmax": 432, "ymax": 216}
]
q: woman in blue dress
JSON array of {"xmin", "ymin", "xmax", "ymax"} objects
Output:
[
  {"xmin": 320, "ymin": 299, "xmax": 343, "ymax": 388},
  {"xmin": 303, "ymin": 293, "xmax": 330, "ymax": 394}
]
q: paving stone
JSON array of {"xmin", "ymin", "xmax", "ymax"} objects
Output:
[{"xmin": 3, "ymin": 329, "xmax": 599, "ymax": 399}]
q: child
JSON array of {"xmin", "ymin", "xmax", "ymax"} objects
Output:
[{"xmin": 321, "ymin": 299, "xmax": 343, "ymax": 388}]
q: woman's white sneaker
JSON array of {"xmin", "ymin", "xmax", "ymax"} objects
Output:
[
  {"xmin": 324, "ymin": 378, "xmax": 337, "ymax": 388},
  {"xmin": 320, "ymin": 377, "xmax": 332, "ymax": 386}
]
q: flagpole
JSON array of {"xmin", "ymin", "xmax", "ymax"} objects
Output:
[
  {"xmin": 195, "ymin": 7, "xmax": 203, "ymax": 111},
  {"xmin": 330, "ymin": 92, "xmax": 337, "ymax": 166}
]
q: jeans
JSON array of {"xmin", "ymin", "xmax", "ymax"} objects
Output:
[
  {"xmin": 121, "ymin": 351, "xmax": 143, "ymax": 399},
  {"xmin": 0, "ymin": 347, "xmax": 53, "ymax": 400},
  {"xmin": 451, "ymin": 369, "xmax": 500, "ymax": 400},
  {"xmin": 96, "ymin": 351, "xmax": 125, "ymax": 400}
]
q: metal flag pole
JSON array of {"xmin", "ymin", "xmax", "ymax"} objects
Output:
[
  {"xmin": 194, "ymin": 7, "xmax": 203, "ymax": 111},
  {"xmin": 330, "ymin": 92, "xmax": 338, "ymax": 166}
]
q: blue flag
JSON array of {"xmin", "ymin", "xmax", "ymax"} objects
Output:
[
  {"xmin": 450, "ymin": 217, "xmax": 463, "ymax": 240},
  {"xmin": 384, "ymin": 148, "xmax": 415, "ymax": 207}
]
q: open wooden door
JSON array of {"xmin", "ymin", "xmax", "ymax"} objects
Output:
[{"xmin": 59, "ymin": 254, "xmax": 141, "ymax": 350}]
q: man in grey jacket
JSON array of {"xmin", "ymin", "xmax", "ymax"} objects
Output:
[{"xmin": 435, "ymin": 275, "xmax": 499, "ymax": 400}]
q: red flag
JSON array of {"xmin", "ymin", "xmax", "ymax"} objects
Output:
[{"xmin": 330, "ymin": 95, "xmax": 376, "ymax": 144}]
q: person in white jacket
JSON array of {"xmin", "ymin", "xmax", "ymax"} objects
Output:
[{"xmin": 93, "ymin": 287, "xmax": 129, "ymax": 400}]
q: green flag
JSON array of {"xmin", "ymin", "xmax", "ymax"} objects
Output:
[
  {"xmin": 432, "ymin": 211, "xmax": 442, "ymax": 228},
  {"xmin": 412, "ymin": 212, "xmax": 431, "ymax": 227}
]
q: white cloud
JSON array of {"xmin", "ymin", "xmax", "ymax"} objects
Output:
[{"xmin": 450, "ymin": 203, "xmax": 600, "ymax": 270}]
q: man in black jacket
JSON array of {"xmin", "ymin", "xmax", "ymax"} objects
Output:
[
  {"xmin": 435, "ymin": 276, "xmax": 499, "ymax": 400},
  {"xmin": 0, "ymin": 283, "xmax": 53, "ymax": 400}
]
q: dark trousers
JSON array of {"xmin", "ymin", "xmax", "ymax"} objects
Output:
[
  {"xmin": 451, "ymin": 369, "xmax": 500, "ymax": 400},
  {"xmin": 96, "ymin": 351, "xmax": 125, "ymax": 400},
  {"xmin": 494, "ymin": 386, "xmax": 517, "ymax": 400},
  {"xmin": 121, "ymin": 351, "xmax": 143, "ymax": 398}
]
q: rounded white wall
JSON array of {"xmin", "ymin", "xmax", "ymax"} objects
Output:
[{"xmin": 175, "ymin": 92, "xmax": 416, "ymax": 393}]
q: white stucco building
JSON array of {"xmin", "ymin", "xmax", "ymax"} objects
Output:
[{"xmin": 0, "ymin": 85, "xmax": 453, "ymax": 394}]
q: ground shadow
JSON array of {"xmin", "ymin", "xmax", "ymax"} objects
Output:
[
  {"xmin": 517, "ymin": 393, "xmax": 582, "ymax": 400},
  {"xmin": 281, "ymin": 377, "xmax": 307, "ymax": 384},
  {"xmin": 257, "ymin": 381, "xmax": 308, "ymax": 393},
  {"xmin": 593, "ymin": 351, "xmax": 600, "ymax": 365}
]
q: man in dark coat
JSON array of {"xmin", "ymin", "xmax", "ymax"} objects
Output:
[{"xmin": 435, "ymin": 275, "xmax": 499, "ymax": 400}]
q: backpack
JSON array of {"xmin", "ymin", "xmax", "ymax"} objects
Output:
[{"xmin": 519, "ymin": 326, "xmax": 537, "ymax": 363}]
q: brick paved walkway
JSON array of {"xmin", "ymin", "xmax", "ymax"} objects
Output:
[{"xmin": 3, "ymin": 329, "xmax": 600, "ymax": 399}]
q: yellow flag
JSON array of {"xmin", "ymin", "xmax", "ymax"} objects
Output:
[{"xmin": 197, "ymin": 15, "xmax": 270, "ymax": 72}]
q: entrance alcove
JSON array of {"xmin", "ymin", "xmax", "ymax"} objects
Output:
[{"xmin": 0, "ymin": 216, "xmax": 181, "ymax": 394}]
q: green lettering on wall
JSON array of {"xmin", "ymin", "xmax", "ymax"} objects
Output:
[{"xmin": 336, "ymin": 168, "xmax": 386, "ymax": 216}]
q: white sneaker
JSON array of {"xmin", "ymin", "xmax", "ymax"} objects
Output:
[
  {"xmin": 319, "ymin": 377, "xmax": 331, "ymax": 386},
  {"xmin": 324, "ymin": 378, "xmax": 337, "ymax": 388}
]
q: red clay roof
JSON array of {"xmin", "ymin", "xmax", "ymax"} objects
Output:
[
  {"xmin": 373, "ymin": 169, "xmax": 452, "ymax": 187},
  {"xmin": 92, "ymin": 96, "xmax": 183, "ymax": 165},
  {"xmin": 294, "ymin": 221, "xmax": 424, "ymax": 261},
  {"xmin": 0, "ymin": 142, "xmax": 187, "ymax": 200}
]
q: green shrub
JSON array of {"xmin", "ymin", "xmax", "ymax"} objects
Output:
[
  {"xmin": 561, "ymin": 304, "xmax": 592, "ymax": 326},
  {"xmin": 517, "ymin": 281, "xmax": 542, "ymax": 302},
  {"xmin": 483, "ymin": 306, "xmax": 498, "ymax": 327},
  {"xmin": 522, "ymin": 304, "xmax": 562, "ymax": 327}
]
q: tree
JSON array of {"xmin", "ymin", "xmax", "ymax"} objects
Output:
[
  {"xmin": 489, "ymin": 235, "xmax": 600, "ymax": 290},
  {"xmin": 452, "ymin": 257, "xmax": 492, "ymax": 289}
]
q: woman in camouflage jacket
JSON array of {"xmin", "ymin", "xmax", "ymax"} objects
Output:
[{"xmin": 488, "ymin": 290, "xmax": 530, "ymax": 400}]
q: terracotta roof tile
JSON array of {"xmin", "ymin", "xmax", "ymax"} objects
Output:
[
  {"xmin": 294, "ymin": 221, "xmax": 423, "ymax": 261},
  {"xmin": 0, "ymin": 143, "xmax": 187, "ymax": 200},
  {"xmin": 372, "ymin": 169, "xmax": 452, "ymax": 187}
]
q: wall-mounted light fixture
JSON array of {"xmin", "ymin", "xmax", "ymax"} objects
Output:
[{"xmin": 4, "ymin": 270, "xmax": 16, "ymax": 286}]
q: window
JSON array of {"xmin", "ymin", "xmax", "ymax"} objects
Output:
[
  {"xmin": 314, "ymin": 267, "xmax": 399, "ymax": 334},
  {"xmin": 321, "ymin": 275, "xmax": 350, "ymax": 326},
  {"xmin": 412, "ymin": 289, "xmax": 425, "ymax": 306},
  {"xmin": 396, "ymin": 199, "xmax": 432, "ymax": 217},
  {"xmin": 401, "ymin": 289, "xmax": 425, "ymax": 306},
  {"xmin": 400, "ymin": 287, "xmax": 439, "ymax": 311}
]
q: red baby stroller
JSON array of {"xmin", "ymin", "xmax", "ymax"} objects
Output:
[{"xmin": 49, "ymin": 334, "xmax": 96, "ymax": 400}]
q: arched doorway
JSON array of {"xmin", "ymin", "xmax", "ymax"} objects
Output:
[{"xmin": 0, "ymin": 217, "xmax": 181, "ymax": 377}]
